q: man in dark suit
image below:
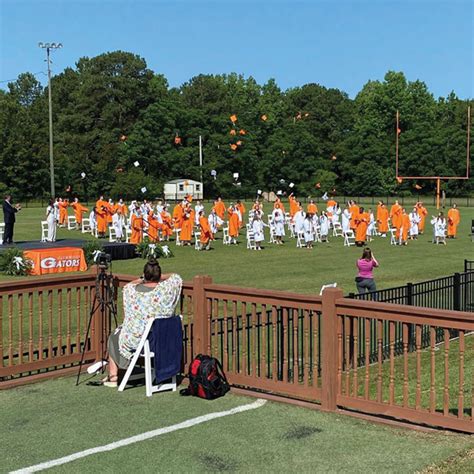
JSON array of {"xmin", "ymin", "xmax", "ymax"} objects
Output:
[{"xmin": 2, "ymin": 195, "xmax": 21, "ymax": 244}]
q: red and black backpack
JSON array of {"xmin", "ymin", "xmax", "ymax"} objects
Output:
[{"xmin": 180, "ymin": 354, "xmax": 230, "ymax": 400}]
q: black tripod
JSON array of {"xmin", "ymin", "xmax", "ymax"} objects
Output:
[{"xmin": 76, "ymin": 258, "xmax": 118, "ymax": 385}]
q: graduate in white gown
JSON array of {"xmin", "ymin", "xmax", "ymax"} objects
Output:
[
  {"xmin": 409, "ymin": 207, "xmax": 421, "ymax": 239},
  {"xmin": 194, "ymin": 201, "xmax": 204, "ymax": 224},
  {"xmin": 366, "ymin": 210, "xmax": 376, "ymax": 240},
  {"xmin": 294, "ymin": 208, "xmax": 306, "ymax": 234},
  {"xmin": 319, "ymin": 212, "xmax": 330, "ymax": 242},
  {"xmin": 208, "ymin": 209, "xmax": 223, "ymax": 235},
  {"xmin": 271, "ymin": 207, "xmax": 285, "ymax": 244},
  {"xmin": 89, "ymin": 208, "xmax": 97, "ymax": 234},
  {"xmin": 303, "ymin": 214, "xmax": 314, "ymax": 249},
  {"xmin": 434, "ymin": 213, "xmax": 447, "ymax": 245},
  {"xmin": 251, "ymin": 215, "xmax": 267, "ymax": 250},
  {"xmin": 342, "ymin": 206, "xmax": 352, "ymax": 234},
  {"xmin": 331, "ymin": 204, "xmax": 341, "ymax": 227},
  {"xmin": 112, "ymin": 211, "xmax": 123, "ymax": 241},
  {"xmin": 46, "ymin": 199, "xmax": 57, "ymax": 242}
]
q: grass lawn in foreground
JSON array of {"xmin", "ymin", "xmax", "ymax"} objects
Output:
[
  {"xmin": 1, "ymin": 203, "xmax": 474, "ymax": 294},
  {"xmin": 0, "ymin": 375, "xmax": 473, "ymax": 473}
]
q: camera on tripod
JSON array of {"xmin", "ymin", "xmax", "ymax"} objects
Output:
[{"xmin": 97, "ymin": 252, "xmax": 112, "ymax": 269}]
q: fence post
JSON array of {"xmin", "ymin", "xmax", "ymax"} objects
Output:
[
  {"xmin": 407, "ymin": 283, "xmax": 413, "ymax": 306},
  {"xmin": 453, "ymin": 272, "xmax": 461, "ymax": 311},
  {"xmin": 193, "ymin": 275, "xmax": 213, "ymax": 355},
  {"xmin": 321, "ymin": 287, "xmax": 344, "ymax": 412}
]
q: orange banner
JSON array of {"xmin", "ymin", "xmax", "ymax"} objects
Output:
[{"xmin": 25, "ymin": 247, "xmax": 87, "ymax": 276}]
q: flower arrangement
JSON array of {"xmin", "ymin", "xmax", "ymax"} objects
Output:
[
  {"xmin": 136, "ymin": 242, "xmax": 174, "ymax": 259},
  {"xmin": 0, "ymin": 248, "xmax": 33, "ymax": 276}
]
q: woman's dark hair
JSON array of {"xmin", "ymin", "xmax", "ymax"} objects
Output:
[
  {"xmin": 362, "ymin": 247, "xmax": 372, "ymax": 260},
  {"xmin": 143, "ymin": 258, "xmax": 162, "ymax": 282}
]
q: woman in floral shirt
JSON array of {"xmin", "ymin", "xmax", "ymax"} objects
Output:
[{"xmin": 104, "ymin": 259, "xmax": 182, "ymax": 387}]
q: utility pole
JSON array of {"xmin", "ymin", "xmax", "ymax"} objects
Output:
[
  {"xmin": 199, "ymin": 135, "xmax": 203, "ymax": 183},
  {"xmin": 38, "ymin": 42, "xmax": 62, "ymax": 199}
]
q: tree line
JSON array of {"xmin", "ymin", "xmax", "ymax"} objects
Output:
[{"xmin": 0, "ymin": 50, "xmax": 472, "ymax": 201}]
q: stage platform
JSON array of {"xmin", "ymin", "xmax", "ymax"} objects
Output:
[{"xmin": 0, "ymin": 239, "xmax": 137, "ymax": 261}]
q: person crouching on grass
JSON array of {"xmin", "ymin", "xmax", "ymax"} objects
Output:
[
  {"xmin": 355, "ymin": 248, "xmax": 379, "ymax": 294},
  {"xmin": 103, "ymin": 259, "xmax": 182, "ymax": 387}
]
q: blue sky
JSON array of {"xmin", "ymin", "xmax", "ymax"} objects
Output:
[{"xmin": 1, "ymin": 0, "xmax": 472, "ymax": 98}]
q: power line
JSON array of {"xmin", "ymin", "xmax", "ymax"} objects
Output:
[{"xmin": 0, "ymin": 71, "xmax": 47, "ymax": 84}]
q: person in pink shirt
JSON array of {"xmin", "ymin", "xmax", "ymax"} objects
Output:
[{"xmin": 355, "ymin": 248, "xmax": 379, "ymax": 294}]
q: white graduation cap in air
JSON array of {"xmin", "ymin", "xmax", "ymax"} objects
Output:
[
  {"xmin": 277, "ymin": 190, "xmax": 282, "ymax": 196},
  {"xmin": 210, "ymin": 169, "xmax": 217, "ymax": 176},
  {"xmin": 322, "ymin": 192, "xmax": 328, "ymax": 201},
  {"xmin": 141, "ymin": 187, "xmax": 147, "ymax": 193},
  {"xmin": 279, "ymin": 179, "xmax": 285, "ymax": 184},
  {"xmin": 257, "ymin": 189, "xmax": 262, "ymax": 195},
  {"xmin": 233, "ymin": 172, "xmax": 239, "ymax": 180},
  {"xmin": 80, "ymin": 172, "xmax": 86, "ymax": 179},
  {"xmin": 289, "ymin": 182, "xmax": 294, "ymax": 188},
  {"xmin": 134, "ymin": 161, "xmax": 140, "ymax": 167}
]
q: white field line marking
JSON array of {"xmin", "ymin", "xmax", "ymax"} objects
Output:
[{"xmin": 11, "ymin": 399, "xmax": 267, "ymax": 474}]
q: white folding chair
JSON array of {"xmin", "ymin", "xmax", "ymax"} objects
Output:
[
  {"xmin": 118, "ymin": 318, "xmax": 178, "ymax": 397},
  {"xmin": 288, "ymin": 223, "xmax": 296, "ymax": 238},
  {"xmin": 390, "ymin": 228, "xmax": 398, "ymax": 245},
  {"xmin": 320, "ymin": 283, "xmax": 337, "ymax": 295},
  {"xmin": 332, "ymin": 222, "xmax": 343, "ymax": 237},
  {"xmin": 0, "ymin": 222, "xmax": 4, "ymax": 244},
  {"xmin": 81, "ymin": 218, "xmax": 92, "ymax": 234},
  {"xmin": 268, "ymin": 225, "xmax": 276, "ymax": 244},
  {"xmin": 124, "ymin": 224, "xmax": 131, "ymax": 243},
  {"xmin": 296, "ymin": 232, "xmax": 305, "ymax": 248},
  {"xmin": 343, "ymin": 230, "xmax": 355, "ymax": 247},
  {"xmin": 247, "ymin": 230, "xmax": 257, "ymax": 250},
  {"xmin": 40, "ymin": 221, "xmax": 49, "ymax": 242},
  {"xmin": 174, "ymin": 228, "xmax": 182, "ymax": 246},
  {"xmin": 67, "ymin": 216, "xmax": 77, "ymax": 230},
  {"xmin": 194, "ymin": 231, "xmax": 201, "ymax": 250},
  {"xmin": 109, "ymin": 225, "xmax": 117, "ymax": 242},
  {"xmin": 222, "ymin": 227, "xmax": 231, "ymax": 245}
]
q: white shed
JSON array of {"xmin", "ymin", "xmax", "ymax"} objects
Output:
[{"xmin": 164, "ymin": 179, "xmax": 204, "ymax": 201}]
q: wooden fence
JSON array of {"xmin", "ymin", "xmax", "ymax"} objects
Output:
[{"xmin": 1, "ymin": 274, "xmax": 472, "ymax": 433}]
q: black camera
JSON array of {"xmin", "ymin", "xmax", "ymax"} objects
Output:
[{"xmin": 97, "ymin": 252, "xmax": 112, "ymax": 268}]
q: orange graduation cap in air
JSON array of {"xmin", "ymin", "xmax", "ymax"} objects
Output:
[
  {"xmin": 331, "ymin": 155, "xmax": 337, "ymax": 161},
  {"xmin": 174, "ymin": 134, "xmax": 182, "ymax": 145},
  {"xmin": 229, "ymin": 129, "xmax": 236, "ymax": 136},
  {"xmin": 261, "ymin": 114, "xmax": 267, "ymax": 121},
  {"xmin": 236, "ymin": 140, "xmax": 242, "ymax": 146},
  {"xmin": 230, "ymin": 114, "xmax": 237, "ymax": 123},
  {"xmin": 315, "ymin": 183, "xmax": 321, "ymax": 189},
  {"xmin": 120, "ymin": 134, "xmax": 127, "ymax": 142},
  {"xmin": 397, "ymin": 127, "xmax": 402, "ymax": 135},
  {"xmin": 397, "ymin": 177, "xmax": 403, "ymax": 184},
  {"xmin": 239, "ymin": 129, "xmax": 246, "ymax": 135},
  {"xmin": 230, "ymin": 144, "xmax": 238, "ymax": 151},
  {"xmin": 414, "ymin": 184, "xmax": 422, "ymax": 190}
]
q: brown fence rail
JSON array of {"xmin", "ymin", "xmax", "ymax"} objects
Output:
[{"xmin": 1, "ymin": 275, "xmax": 472, "ymax": 433}]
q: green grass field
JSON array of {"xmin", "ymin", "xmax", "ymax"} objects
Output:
[
  {"xmin": 2, "ymin": 202, "xmax": 474, "ymax": 294},
  {"xmin": 0, "ymin": 375, "xmax": 473, "ymax": 473},
  {"xmin": 1, "ymin": 202, "xmax": 473, "ymax": 473}
]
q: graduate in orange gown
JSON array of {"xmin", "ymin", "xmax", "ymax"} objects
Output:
[
  {"xmin": 274, "ymin": 197, "xmax": 286, "ymax": 213},
  {"xmin": 130, "ymin": 209, "xmax": 144, "ymax": 244},
  {"xmin": 447, "ymin": 204, "xmax": 460, "ymax": 238},
  {"xmin": 95, "ymin": 196, "xmax": 108, "ymax": 237},
  {"xmin": 58, "ymin": 198, "xmax": 69, "ymax": 227},
  {"xmin": 71, "ymin": 198, "xmax": 88, "ymax": 228},
  {"xmin": 214, "ymin": 197, "xmax": 226, "ymax": 221},
  {"xmin": 400, "ymin": 208, "xmax": 411, "ymax": 245},
  {"xmin": 376, "ymin": 201, "xmax": 389, "ymax": 237},
  {"xmin": 198, "ymin": 211, "xmax": 213, "ymax": 250},
  {"xmin": 307, "ymin": 199, "xmax": 318, "ymax": 215},
  {"xmin": 106, "ymin": 199, "xmax": 114, "ymax": 225},
  {"xmin": 179, "ymin": 205, "xmax": 193, "ymax": 245},
  {"xmin": 236, "ymin": 200, "xmax": 246, "ymax": 228},
  {"xmin": 147, "ymin": 210, "xmax": 160, "ymax": 242},
  {"xmin": 416, "ymin": 202, "xmax": 428, "ymax": 234},
  {"xmin": 349, "ymin": 200, "xmax": 360, "ymax": 230},
  {"xmin": 160, "ymin": 207, "xmax": 173, "ymax": 241},
  {"xmin": 355, "ymin": 207, "xmax": 369, "ymax": 245},
  {"xmin": 390, "ymin": 200, "xmax": 402, "ymax": 239},
  {"xmin": 288, "ymin": 193, "xmax": 300, "ymax": 218},
  {"xmin": 228, "ymin": 205, "xmax": 240, "ymax": 244},
  {"xmin": 172, "ymin": 203, "xmax": 184, "ymax": 229}
]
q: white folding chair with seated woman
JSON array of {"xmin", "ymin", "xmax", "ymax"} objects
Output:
[{"xmin": 103, "ymin": 259, "xmax": 183, "ymax": 387}]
